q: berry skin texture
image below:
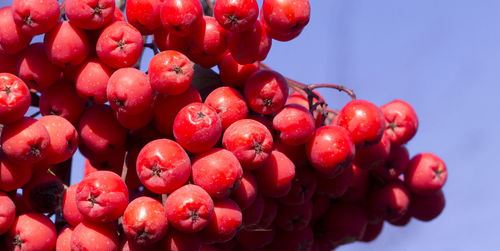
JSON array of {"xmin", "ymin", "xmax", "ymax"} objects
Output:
[
  {"xmin": 0, "ymin": 73, "xmax": 31, "ymax": 124},
  {"xmin": 148, "ymin": 50, "xmax": 194, "ymax": 95},
  {"xmin": 241, "ymin": 193, "xmax": 264, "ymax": 227},
  {"xmin": 214, "ymin": 0, "xmax": 259, "ymax": 32},
  {"xmin": 96, "ymin": 21, "xmax": 144, "ymax": 69},
  {"xmin": 0, "ymin": 49, "xmax": 18, "ymax": 74},
  {"xmin": 315, "ymin": 165, "xmax": 354, "ymax": 199},
  {"xmin": 136, "ymin": 139, "xmax": 191, "ymax": 194},
  {"xmin": 153, "ymin": 85, "xmax": 202, "ymax": 136},
  {"xmin": 38, "ymin": 115, "xmax": 78, "ymax": 165},
  {"xmin": 161, "ymin": 229, "xmax": 202, "ymax": 251},
  {"xmin": 192, "ymin": 148, "xmax": 244, "ymax": 199},
  {"xmin": 273, "ymin": 104, "xmax": 316, "ymax": 146},
  {"xmin": 62, "ymin": 183, "xmax": 84, "ymax": 227},
  {"xmin": 65, "ymin": 0, "xmax": 116, "ymax": 30},
  {"xmin": 279, "ymin": 167, "xmax": 317, "ymax": 206},
  {"xmin": 371, "ymin": 143, "xmax": 410, "ymax": 182},
  {"xmin": 5, "ymin": 213, "xmax": 57, "ymax": 251},
  {"xmin": 75, "ymin": 58, "xmax": 114, "ymax": 104},
  {"xmin": 1, "ymin": 117, "xmax": 50, "ymax": 165},
  {"xmin": 275, "ymin": 200, "xmax": 313, "ymax": 232},
  {"xmin": 322, "ymin": 202, "xmax": 368, "ymax": 246},
  {"xmin": 16, "ymin": 42, "xmax": 61, "ymax": 91},
  {"xmin": 125, "ymin": 0, "xmax": 162, "ymax": 35},
  {"xmin": 254, "ymin": 150, "xmax": 296, "ymax": 198},
  {"xmin": 70, "ymin": 221, "xmax": 119, "ymax": 251},
  {"xmin": 11, "ymin": 0, "xmax": 60, "ymax": 36},
  {"xmin": 353, "ymin": 132, "xmax": 391, "ymax": 170},
  {"xmin": 78, "ymin": 104, "xmax": 127, "ymax": 154},
  {"xmin": 261, "ymin": 0, "xmax": 311, "ymax": 41},
  {"xmin": 227, "ymin": 19, "xmax": 272, "ymax": 65},
  {"xmin": 0, "ymin": 7, "xmax": 32, "ymax": 55},
  {"xmin": 39, "ymin": 80, "xmax": 86, "ymax": 124},
  {"xmin": 405, "ymin": 152, "xmax": 448, "ymax": 195},
  {"xmin": 173, "ymin": 102, "xmax": 222, "ymax": 153},
  {"xmin": 43, "ymin": 21, "xmax": 90, "ymax": 68},
  {"xmin": 336, "ymin": 99, "xmax": 386, "ymax": 148},
  {"xmin": 107, "ymin": 67, "xmax": 153, "ymax": 115},
  {"xmin": 222, "ymin": 119, "xmax": 274, "ymax": 170},
  {"xmin": 306, "ymin": 125, "xmax": 356, "ymax": 178},
  {"xmin": 160, "ymin": 0, "xmax": 203, "ymax": 37},
  {"xmin": 164, "ymin": 184, "xmax": 215, "ymax": 233},
  {"xmin": 122, "ymin": 197, "xmax": 168, "ymax": 246},
  {"xmin": 76, "ymin": 170, "xmax": 129, "ymax": 223},
  {"xmin": 0, "ymin": 191, "xmax": 15, "ymax": 235},
  {"xmin": 218, "ymin": 53, "xmax": 259, "ymax": 89},
  {"xmin": 271, "ymin": 227, "xmax": 314, "ymax": 251},
  {"xmin": 381, "ymin": 99, "xmax": 419, "ymax": 145},
  {"xmin": 205, "ymin": 86, "xmax": 249, "ymax": 131},
  {"xmin": 360, "ymin": 221, "xmax": 384, "ymax": 243},
  {"xmin": 244, "ymin": 69, "xmax": 289, "ymax": 115},
  {"xmin": 202, "ymin": 198, "xmax": 243, "ymax": 244}
]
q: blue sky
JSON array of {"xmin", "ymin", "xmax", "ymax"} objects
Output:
[{"xmin": 2, "ymin": 0, "xmax": 499, "ymax": 250}]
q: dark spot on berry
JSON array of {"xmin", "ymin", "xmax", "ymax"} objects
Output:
[
  {"xmin": 151, "ymin": 163, "xmax": 162, "ymax": 177},
  {"xmin": 87, "ymin": 193, "xmax": 98, "ymax": 207},
  {"xmin": 28, "ymin": 143, "xmax": 42, "ymax": 158},
  {"xmin": 172, "ymin": 66, "xmax": 183, "ymax": 74},
  {"xmin": 3, "ymin": 85, "xmax": 12, "ymax": 95},
  {"xmin": 117, "ymin": 39, "xmax": 126, "ymax": 51},
  {"xmin": 196, "ymin": 111, "xmax": 205, "ymax": 119},
  {"xmin": 93, "ymin": 4, "xmax": 103, "ymax": 15},
  {"xmin": 113, "ymin": 99, "xmax": 125, "ymax": 107},
  {"xmin": 189, "ymin": 209, "xmax": 200, "ymax": 223},
  {"xmin": 263, "ymin": 98, "xmax": 273, "ymax": 107},
  {"xmin": 23, "ymin": 14, "xmax": 33, "ymax": 26},
  {"xmin": 13, "ymin": 234, "xmax": 23, "ymax": 247},
  {"xmin": 253, "ymin": 141, "xmax": 263, "ymax": 154}
]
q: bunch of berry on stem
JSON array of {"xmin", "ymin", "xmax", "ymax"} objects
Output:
[{"xmin": 0, "ymin": 0, "xmax": 448, "ymax": 250}]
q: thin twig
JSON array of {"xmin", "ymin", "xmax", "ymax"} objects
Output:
[
  {"xmin": 29, "ymin": 111, "xmax": 40, "ymax": 118},
  {"xmin": 120, "ymin": 151, "xmax": 129, "ymax": 181}
]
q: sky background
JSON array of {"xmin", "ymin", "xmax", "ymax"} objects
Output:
[{"xmin": 2, "ymin": 0, "xmax": 499, "ymax": 250}]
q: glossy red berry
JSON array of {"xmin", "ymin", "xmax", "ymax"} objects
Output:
[
  {"xmin": 160, "ymin": 0, "xmax": 203, "ymax": 37},
  {"xmin": 65, "ymin": 0, "xmax": 116, "ymax": 30},
  {"xmin": 0, "ymin": 73, "xmax": 31, "ymax": 124},
  {"xmin": 173, "ymin": 102, "xmax": 222, "ymax": 153},
  {"xmin": 214, "ymin": 0, "xmax": 259, "ymax": 32},
  {"xmin": 125, "ymin": 0, "xmax": 162, "ymax": 34},
  {"xmin": 75, "ymin": 58, "xmax": 114, "ymax": 104},
  {"xmin": 205, "ymin": 86, "xmax": 249, "ymax": 131},
  {"xmin": 261, "ymin": 0, "xmax": 311, "ymax": 41},
  {"xmin": 11, "ymin": 0, "xmax": 60, "ymax": 36},
  {"xmin": 0, "ymin": 7, "xmax": 32, "ymax": 54},
  {"xmin": 227, "ymin": 19, "xmax": 272, "ymax": 64},
  {"xmin": 107, "ymin": 67, "xmax": 153, "ymax": 115},
  {"xmin": 405, "ymin": 152, "xmax": 447, "ymax": 195},
  {"xmin": 273, "ymin": 104, "xmax": 316, "ymax": 146},
  {"xmin": 44, "ymin": 21, "xmax": 90, "ymax": 68},
  {"xmin": 254, "ymin": 150, "xmax": 295, "ymax": 198},
  {"xmin": 122, "ymin": 196, "xmax": 168, "ymax": 246},
  {"xmin": 381, "ymin": 99, "xmax": 419, "ymax": 145},
  {"xmin": 244, "ymin": 69, "xmax": 289, "ymax": 115},
  {"xmin": 5, "ymin": 213, "xmax": 57, "ymax": 251},
  {"xmin": 16, "ymin": 42, "xmax": 61, "ymax": 91},
  {"xmin": 148, "ymin": 50, "xmax": 194, "ymax": 95},
  {"xmin": 136, "ymin": 139, "xmax": 191, "ymax": 194}
]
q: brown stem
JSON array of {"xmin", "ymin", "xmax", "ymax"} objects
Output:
[
  {"xmin": 121, "ymin": 151, "xmax": 128, "ymax": 181},
  {"xmin": 308, "ymin": 83, "xmax": 356, "ymax": 100},
  {"xmin": 29, "ymin": 111, "xmax": 40, "ymax": 118},
  {"xmin": 162, "ymin": 194, "xmax": 168, "ymax": 205}
]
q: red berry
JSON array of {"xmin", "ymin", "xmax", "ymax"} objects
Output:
[
  {"xmin": 122, "ymin": 196, "xmax": 168, "ymax": 246},
  {"xmin": 192, "ymin": 148, "xmax": 243, "ymax": 199},
  {"xmin": 187, "ymin": 17, "xmax": 228, "ymax": 68},
  {"xmin": 279, "ymin": 167, "xmax": 317, "ymax": 205},
  {"xmin": 227, "ymin": 19, "xmax": 272, "ymax": 64},
  {"xmin": 0, "ymin": 154, "xmax": 32, "ymax": 192},
  {"xmin": 1, "ymin": 117, "xmax": 50, "ymax": 165},
  {"xmin": 65, "ymin": 0, "xmax": 115, "ymax": 30},
  {"xmin": 371, "ymin": 143, "xmax": 410, "ymax": 182},
  {"xmin": 231, "ymin": 171, "xmax": 258, "ymax": 210},
  {"xmin": 354, "ymin": 133, "xmax": 391, "ymax": 170},
  {"xmin": 405, "ymin": 152, "xmax": 447, "ymax": 195},
  {"xmin": 55, "ymin": 225, "xmax": 73, "ymax": 251},
  {"xmin": 271, "ymin": 227, "xmax": 314, "ymax": 251},
  {"xmin": 173, "ymin": 102, "xmax": 222, "ymax": 153},
  {"xmin": 107, "ymin": 67, "xmax": 153, "ymax": 115},
  {"xmin": 161, "ymin": 229, "xmax": 202, "ymax": 251},
  {"xmin": 222, "ymin": 119, "xmax": 274, "ymax": 170},
  {"xmin": 275, "ymin": 200, "xmax": 313, "ymax": 232},
  {"xmin": 0, "ymin": 48, "xmax": 18, "ymax": 74},
  {"xmin": 273, "ymin": 104, "xmax": 316, "ymax": 146},
  {"xmin": 315, "ymin": 165, "xmax": 354, "ymax": 199},
  {"xmin": 360, "ymin": 221, "xmax": 384, "ymax": 242},
  {"xmin": 241, "ymin": 193, "xmax": 264, "ymax": 227},
  {"xmin": 257, "ymin": 197, "xmax": 278, "ymax": 228},
  {"xmin": 75, "ymin": 58, "xmax": 114, "ymax": 104},
  {"xmin": 368, "ymin": 180, "xmax": 411, "ymax": 221},
  {"xmin": 71, "ymin": 221, "xmax": 119, "ymax": 250},
  {"xmin": 306, "ymin": 125, "xmax": 355, "ymax": 178},
  {"xmin": 336, "ymin": 99, "xmax": 386, "ymax": 148},
  {"xmin": 218, "ymin": 53, "xmax": 259, "ymax": 89},
  {"xmin": 148, "ymin": 50, "xmax": 194, "ymax": 95},
  {"xmin": 76, "ymin": 170, "xmax": 129, "ymax": 223},
  {"xmin": 164, "ymin": 184, "xmax": 215, "ymax": 233},
  {"xmin": 11, "ymin": 0, "xmax": 60, "ymax": 36},
  {"xmin": 410, "ymin": 189, "xmax": 446, "ymax": 222},
  {"xmin": 261, "ymin": 0, "xmax": 310, "ymax": 41},
  {"xmin": 254, "ymin": 150, "xmax": 295, "ymax": 198},
  {"xmin": 136, "ymin": 139, "xmax": 191, "ymax": 194},
  {"xmin": 5, "ymin": 213, "xmax": 57, "ymax": 251},
  {"xmin": 38, "ymin": 115, "xmax": 78, "ymax": 165},
  {"xmin": 78, "ymin": 104, "xmax": 127, "ymax": 154},
  {"xmin": 0, "ymin": 191, "xmax": 15, "ymax": 235},
  {"xmin": 236, "ymin": 226, "xmax": 275, "ymax": 250},
  {"xmin": 160, "ymin": 0, "xmax": 203, "ymax": 37},
  {"xmin": 125, "ymin": 0, "xmax": 162, "ymax": 34},
  {"xmin": 205, "ymin": 86, "xmax": 249, "ymax": 130},
  {"xmin": 62, "ymin": 182, "xmax": 84, "ymax": 227},
  {"xmin": 381, "ymin": 99, "xmax": 419, "ymax": 145},
  {"xmin": 39, "ymin": 80, "xmax": 86, "ymax": 124},
  {"xmin": 244, "ymin": 69, "xmax": 289, "ymax": 115},
  {"xmin": 96, "ymin": 21, "xmax": 144, "ymax": 69},
  {"xmin": 44, "ymin": 21, "xmax": 90, "ymax": 68},
  {"xmin": 16, "ymin": 42, "xmax": 61, "ymax": 91},
  {"xmin": 214, "ymin": 0, "xmax": 259, "ymax": 32},
  {"xmin": 322, "ymin": 202, "xmax": 367, "ymax": 246},
  {"xmin": 0, "ymin": 73, "xmax": 31, "ymax": 124},
  {"xmin": 153, "ymin": 27, "xmax": 189, "ymax": 53},
  {"xmin": 341, "ymin": 164, "xmax": 371, "ymax": 202},
  {"xmin": 153, "ymin": 85, "xmax": 202, "ymax": 136},
  {"xmin": 0, "ymin": 7, "xmax": 32, "ymax": 54},
  {"xmin": 202, "ymin": 198, "xmax": 243, "ymax": 244}
]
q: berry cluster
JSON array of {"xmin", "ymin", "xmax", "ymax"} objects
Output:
[{"xmin": 0, "ymin": 0, "xmax": 448, "ymax": 250}]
